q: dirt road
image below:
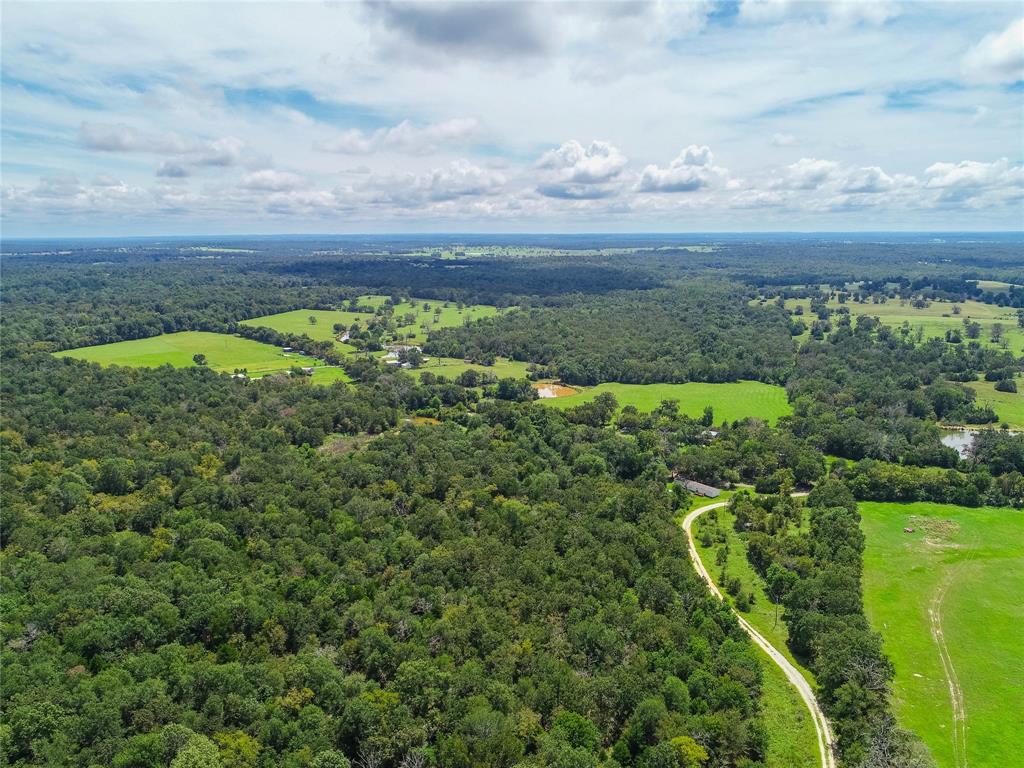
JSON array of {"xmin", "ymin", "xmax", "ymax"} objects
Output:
[{"xmin": 683, "ymin": 499, "xmax": 837, "ymax": 768}]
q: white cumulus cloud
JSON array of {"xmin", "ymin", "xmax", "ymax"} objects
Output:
[
  {"xmin": 535, "ymin": 139, "xmax": 627, "ymax": 198},
  {"xmin": 636, "ymin": 145, "xmax": 727, "ymax": 193}
]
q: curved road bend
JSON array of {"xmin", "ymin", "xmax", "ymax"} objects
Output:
[{"xmin": 683, "ymin": 499, "xmax": 837, "ymax": 768}]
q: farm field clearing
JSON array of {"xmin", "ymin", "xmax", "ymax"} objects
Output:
[
  {"xmin": 413, "ymin": 356, "xmax": 532, "ymax": 380},
  {"xmin": 55, "ymin": 331, "xmax": 306, "ymax": 375},
  {"xmin": 541, "ymin": 381, "xmax": 792, "ymax": 424},
  {"xmin": 240, "ymin": 297, "xmax": 503, "ymax": 349},
  {"xmin": 386, "ymin": 298, "xmax": 501, "ymax": 344},
  {"xmin": 240, "ymin": 308, "xmax": 364, "ymax": 352},
  {"xmin": 966, "ymin": 376, "xmax": 1023, "ymax": 429},
  {"xmin": 779, "ymin": 298, "xmax": 1023, "ymax": 354},
  {"xmin": 860, "ymin": 502, "xmax": 1024, "ymax": 768}
]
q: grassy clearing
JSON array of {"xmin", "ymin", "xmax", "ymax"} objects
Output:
[
  {"xmin": 860, "ymin": 502, "xmax": 1024, "ymax": 768},
  {"xmin": 966, "ymin": 376, "xmax": 1023, "ymax": 429},
  {"xmin": 56, "ymin": 331, "xmax": 304, "ymax": 375},
  {"xmin": 779, "ymin": 298, "xmax": 1023, "ymax": 355},
  {"xmin": 386, "ymin": 298, "xmax": 501, "ymax": 345},
  {"xmin": 309, "ymin": 366, "xmax": 352, "ymax": 384},
  {"xmin": 414, "ymin": 356, "xmax": 532, "ymax": 380},
  {"xmin": 240, "ymin": 309, "xmax": 363, "ymax": 353},
  {"xmin": 240, "ymin": 297, "xmax": 503, "ymax": 349},
  {"xmin": 691, "ymin": 500, "xmax": 819, "ymax": 767},
  {"xmin": 542, "ymin": 381, "xmax": 791, "ymax": 424}
]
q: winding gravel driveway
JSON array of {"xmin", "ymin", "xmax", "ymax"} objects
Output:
[{"xmin": 683, "ymin": 498, "xmax": 837, "ymax": 768}]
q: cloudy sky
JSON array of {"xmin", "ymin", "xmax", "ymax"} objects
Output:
[{"xmin": 2, "ymin": 1, "xmax": 1022, "ymax": 236}]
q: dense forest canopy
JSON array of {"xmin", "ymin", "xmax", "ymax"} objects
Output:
[{"xmin": 2, "ymin": 234, "xmax": 1022, "ymax": 768}]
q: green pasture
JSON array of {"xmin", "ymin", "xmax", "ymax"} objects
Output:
[
  {"xmin": 780, "ymin": 297, "xmax": 1023, "ymax": 354},
  {"xmin": 542, "ymin": 381, "xmax": 792, "ymax": 424},
  {"xmin": 691, "ymin": 500, "xmax": 819, "ymax": 767},
  {"xmin": 967, "ymin": 376, "xmax": 1023, "ymax": 429},
  {"xmin": 860, "ymin": 502, "xmax": 1024, "ymax": 768},
  {"xmin": 240, "ymin": 296, "xmax": 502, "ymax": 349},
  {"xmin": 309, "ymin": 366, "xmax": 353, "ymax": 384},
  {"xmin": 56, "ymin": 331, "xmax": 304, "ymax": 375},
  {"xmin": 386, "ymin": 298, "xmax": 500, "ymax": 344},
  {"xmin": 415, "ymin": 356, "xmax": 532, "ymax": 380},
  {"xmin": 240, "ymin": 309, "xmax": 363, "ymax": 353}
]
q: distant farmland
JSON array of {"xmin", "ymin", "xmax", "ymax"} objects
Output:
[
  {"xmin": 541, "ymin": 381, "xmax": 792, "ymax": 424},
  {"xmin": 779, "ymin": 297, "xmax": 1023, "ymax": 355}
]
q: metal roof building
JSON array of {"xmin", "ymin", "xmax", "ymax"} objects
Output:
[{"xmin": 675, "ymin": 477, "xmax": 722, "ymax": 498}]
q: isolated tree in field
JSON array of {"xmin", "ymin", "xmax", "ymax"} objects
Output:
[
  {"xmin": 308, "ymin": 315, "xmax": 317, "ymax": 325},
  {"xmin": 991, "ymin": 322, "xmax": 1004, "ymax": 343},
  {"xmin": 192, "ymin": 353, "xmax": 207, "ymax": 366},
  {"xmin": 964, "ymin": 320, "xmax": 981, "ymax": 339}
]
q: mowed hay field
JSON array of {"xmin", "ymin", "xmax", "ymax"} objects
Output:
[
  {"xmin": 967, "ymin": 376, "xmax": 1024, "ymax": 429},
  {"xmin": 56, "ymin": 331, "xmax": 300, "ymax": 375},
  {"xmin": 543, "ymin": 381, "xmax": 792, "ymax": 424},
  {"xmin": 781, "ymin": 298, "xmax": 1023, "ymax": 354},
  {"xmin": 860, "ymin": 502, "xmax": 1024, "ymax": 768}
]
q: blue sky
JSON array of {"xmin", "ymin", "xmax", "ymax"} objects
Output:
[{"xmin": 1, "ymin": 1, "xmax": 1022, "ymax": 235}]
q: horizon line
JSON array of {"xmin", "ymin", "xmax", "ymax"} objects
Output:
[{"xmin": 4, "ymin": 229, "xmax": 1024, "ymax": 242}]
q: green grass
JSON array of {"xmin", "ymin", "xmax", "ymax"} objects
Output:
[
  {"xmin": 309, "ymin": 366, "xmax": 352, "ymax": 384},
  {"xmin": 758, "ymin": 658, "xmax": 821, "ymax": 768},
  {"xmin": 860, "ymin": 502, "xmax": 1024, "ymax": 768},
  {"xmin": 56, "ymin": 332, "xmax": 304, "ymax": 375},
  {"xmin": 779, "ymin": 297, "xmax": 1023, "ymax": 354},
  {"xmin": 240, "ymin": 297, "xmax": 503, "ymax": 350},
  {"xmin": 386, "ymin": 298, "xmax": 501, "ymax": 345},
  {"xmin": 414, "ymin": 356, "xmax": 533, "ymax": 380},
  {"xmin": 967, "ymin": 376, "xmax": 1023, "ymax": 429},
  {"xmin": 542, "ymin": 381, "xmax": 791, "ymax": 424},
  {"xmin": 693, "ymin": 503, "xmax": 814, "ymax": 682},
  {"xmin": 240, "ymin": 309, "xmax": 364, "ymax": 353},
  {"xmin": 691, "ymin": 501, "xmax": 819, "ymax": 767}
]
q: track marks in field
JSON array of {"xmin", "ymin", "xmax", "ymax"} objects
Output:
[{"xmin": 929, "ymin": 569, "xmax": 968, "ymax": 768}]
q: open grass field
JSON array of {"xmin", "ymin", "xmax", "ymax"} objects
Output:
[
  {"xmin": 860, "ymin": 502, "xmax": 1024, "ymax": 768},
  {"xmin": 414, "ymin": 356, "xmax": 532, "ymax": 380},
  {"xmin": 779, "ymin": 298, "xmax": 1024, "ymax": 355},
  {"xmin": 691, "ymin": 500, "xmax": 819, "ymax": 767},
  {"xmin": 240, "ymin": 309, "xmax": 363, "ymax": 353},
  {"xmin": 56, "ymin": 331, "xmax": 304, "ymax": 375},
  {"xmin": 308, "ymin": 366, "xmax": 352, "ymax": 384},
  {"xmin": 386, "ymin": 298, "xmax": 501, "ymax": 344},
  {"xmin": 241, "ymin": 297, "xmax": 503, "ymax": 349},
  {"xmin": 966, "ymin": 376, "xmax": 1023, "ymax": 429},
  {"xmin": 541, "ymin": 381, "xmax": 792, "ymax": 424}
]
